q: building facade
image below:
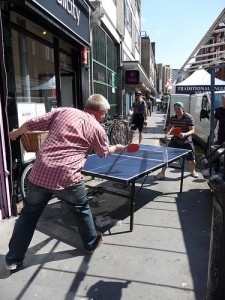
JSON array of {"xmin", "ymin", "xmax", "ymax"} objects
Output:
[
  {"xmin": 90, "ymin": 0, "xmax": 157, "ymax": 116},
  {"xmin": 0, "ymin": 0, "xmax": 158, "ymax": 219},
  {"xmin": 0, "ymin": 0, "xmax": 94, "ymax": 219}
]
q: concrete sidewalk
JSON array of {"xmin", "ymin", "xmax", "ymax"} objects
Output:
[{"xmin": 0, "ymin": 107, "xmax": 213, "ymax": 300}]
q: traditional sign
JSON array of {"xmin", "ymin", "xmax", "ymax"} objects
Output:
[{"xmin": 176, "ymin": 85, "xmax": 225, "ymax": 94}]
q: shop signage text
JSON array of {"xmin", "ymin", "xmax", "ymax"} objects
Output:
[
  {"xmin": 176, "ymin": 85, "xmax": 225, "ymax": 94},
  {"xmin": 56, "ymin": 0, "xmax": 80, "ymax": 26},
  {"xmin": 30, "ymin": 0, "xmax": 90, "ymax": 44}
]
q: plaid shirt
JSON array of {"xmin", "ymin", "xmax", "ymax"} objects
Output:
[{"xmin": 27, "ymin": 108, "xmax": 109, "ymax": 189}]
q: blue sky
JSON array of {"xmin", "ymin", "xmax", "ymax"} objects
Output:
[{"xmin": 141, "ymin": 1, "xmax": 225, "ymax": 69}]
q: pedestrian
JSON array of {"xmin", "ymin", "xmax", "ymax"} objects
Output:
[
  {"xmin": 5, "ymin": 94, "xmax": 126, "ymax": 271},
  {"xmin": 154, "ymin": 101, "xmax": 199, "ymax": 180},
  {"xmin": 129, "ymin": 91, "xmax": 147, "ymax": 144},
  {"xmin": 146, "ymin": 98, "xmax": 152, "ymax": 116},
  {"xmin": 214, "ymin": 95, "xmax": 225, "ymax": 145}
]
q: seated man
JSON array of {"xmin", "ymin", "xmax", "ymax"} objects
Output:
[{"xmin": 154, "ymin": 101, "xmax": 199, "ymax": 180}]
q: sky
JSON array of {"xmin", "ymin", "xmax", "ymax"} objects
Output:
[{"xmin": 141, "ymin": 1, "xmax": 225, "ymax": 69}]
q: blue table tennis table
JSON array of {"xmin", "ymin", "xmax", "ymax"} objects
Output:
[{"xmin": 82, "ymin": 144, "xmax": 190, "ymax": 232}]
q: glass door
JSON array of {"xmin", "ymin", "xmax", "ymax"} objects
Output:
[{"xmin": 60, "ymin": 69, "xmax": 75, "ymax": 107}]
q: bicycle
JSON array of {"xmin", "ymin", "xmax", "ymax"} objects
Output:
[
  {"xmin": 101, "ymin": 114, "xmax": 130, "ymax": 145},
  {"xmin": 11, "ymin": 158, "xmax": 34, "ymax": 203}
]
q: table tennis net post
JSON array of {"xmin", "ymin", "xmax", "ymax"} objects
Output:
[
  {"xmin": 162, "ymin": 149, "xmax": 168, "ymax": 166},
  {"xmin": 136, "ymin": 148, "xmax": 168, "ymax": 165}
]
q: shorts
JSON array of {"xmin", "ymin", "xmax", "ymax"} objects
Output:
[
  {"xmin": 130, "ymin": 114, "xmax": 144, "ymax": 133},
  {"xmin": 168, "ymin": 138, "xmax": 195, "ymax": 161}
]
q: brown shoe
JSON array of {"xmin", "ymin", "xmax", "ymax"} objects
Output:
[{"xmin": 85, "ymin": 235, "xmax": 103, "ymax": 254}]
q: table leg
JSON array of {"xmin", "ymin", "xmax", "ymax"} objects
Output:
[
  {"xmin": 130, "ymin": 180, "xmax": 135, "ymax": 232},
  {"xmin": 180, "ymin": 156, "xmax": 185, "ymax": 193}
]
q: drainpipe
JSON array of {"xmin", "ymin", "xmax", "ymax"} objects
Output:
[{"xmin": 0, "ymin": 7, "xmax": 11, "ymax": 218}]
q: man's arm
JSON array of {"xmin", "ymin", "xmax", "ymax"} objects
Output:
[
  {"xmin": 214, "ymin": 118, "xmax": 218, "ymax": 130},
  {"xmin": 144, "ymin": 106, "xmax": 147, "ymax": 120},
  {"xmin": 108, "ymin": 144, "xmax": 126, "ymax": 154},
  {"xmin": 164, "ymin": 123, "xmax": 173, "ymax": 138},
  {"xmin": 8, "ymin": 123, "xmax": 28, "ymax": 141},
  {"xmin": 180, "ymin": 125, "xmax": 195, "ymax": 139}
]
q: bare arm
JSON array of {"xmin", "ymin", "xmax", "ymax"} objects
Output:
[
  {"xmin": 164, "ymin": 123, "xmax": 173, "ymax": 137},
  {"xmin": 144, "ymin": 106, "xmax": 147, "ymax": 120},
  {"xmin": 108, "ymin": 144, "xmax": 126, "ymax": 154},
  {"xmin": 179, "ymin": 125, "xmax": 195, "ymax": 139},
  {"xmin": 8, "ymin": 123, "xmax": 28, "ymax": 141},
  {"xmin": 214, "ymin": 118, "xmax": 218, "ymax": 130}
]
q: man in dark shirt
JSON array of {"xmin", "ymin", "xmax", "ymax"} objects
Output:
[
  {"xmin": 214, "ymin": 96, "xmax": 225, "ymax": 145},
  {"xmin": 154, "ymin": 101, "xmax": 199, "ymax": 180}
]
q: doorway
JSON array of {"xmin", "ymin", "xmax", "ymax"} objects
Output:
[{"xmin": 60, "ymin": 69, "xmax": 76, "ymax": 107}]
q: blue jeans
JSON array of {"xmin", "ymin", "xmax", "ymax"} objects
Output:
[{"xmin": 6, "ymin": 181, "xmax": 98, "ymax": 265}]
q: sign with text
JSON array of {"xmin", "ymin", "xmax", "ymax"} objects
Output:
[
  {"xmin": 176, "ymin": 85, "xmax": 225, "ymax": 94},
  {"xmin": 23, "ymin": 0, "xmax": 91, "ymax": 44},
  {"xmin": 125, "ymin": 70, "xmax": 140, "ymax": 84}
]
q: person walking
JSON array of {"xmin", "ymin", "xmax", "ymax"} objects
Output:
[
  {"xmin": 214, "ymin": 95, "xmax": 225, "ymax": 145},
  {"xmin": 154, "ymin": 101, "xmax": 199, "ymax": 180},
  {"xmin": 146, "ymin": 98, "xmax": 152, "ymax": 116},
  {"xmin": 5, "ymin": 94, "xmax": 126, "ymax": 271},
  {"xmin": 129, "ymin": 91, "xmax": 147, "ymax": 144}
]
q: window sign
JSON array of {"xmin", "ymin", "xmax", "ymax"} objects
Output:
[
  {"xmin": 17, "ymin": 102, "xmax": 46, "ymax": 163},
  {"xmin": 112, "ymin": 73, "xmax": 115, "ymax": 93}
]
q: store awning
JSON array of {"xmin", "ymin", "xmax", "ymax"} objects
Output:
[{"xmin": 123, "ymin": 61, "xmax": 157, "ymax": 95}]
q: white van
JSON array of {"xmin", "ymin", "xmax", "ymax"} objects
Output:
[{"xmin": 190, "ymin": 91, "xmax": 225, "ymax": 149}]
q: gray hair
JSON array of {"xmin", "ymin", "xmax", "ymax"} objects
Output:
[{"xmin": 85, "ymin": 94, "xmax": 110, "ymax": 111}]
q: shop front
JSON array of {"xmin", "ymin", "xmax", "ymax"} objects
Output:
[
  {"xmin": 123, "ymin": 61, "xmax": 157, "ymax": 114},
  {"xmin": 0, "ymin": 0, "xmax": 93, "ymax": 218}
]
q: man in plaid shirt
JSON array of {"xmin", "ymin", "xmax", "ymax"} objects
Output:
[{"xmin": 6, "ymin": 94, "xmax": 126, "ymax": 270}]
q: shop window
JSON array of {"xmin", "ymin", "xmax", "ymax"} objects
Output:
[
  {"xmin": 31, "ymin": 41, "xmax": 36, "ymax": 56},
  {"xmin": 60, "ymin": 52, "xmax": 72, "ymax": 71},
  {"xmin": 135, "ymin": 27, "xmax": 140, "ymax": 50},
  {"xmin": 11, "ymin": 11, "xmax": 53, "ymax": 43},
  {"xmin": 12, "ymin": 29, "xmax": 56, "ymax": 114},
  {"xmin": 125, "ymin": 0, "xmax": 132, "ymax": 35},
  {"xmin": 45, "ymin": 46, "xmax": 50, "ymax": 60},
  {"xmin": 92, "ymin": 26, "xmax": 118, "ymax": 114}
]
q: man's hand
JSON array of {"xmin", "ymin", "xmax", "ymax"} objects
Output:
[
  {"xmin": 8, "ymin": 124, "xmax": 28, "ymax": 140},
  {"xmin": 115, "ymin": 144, "xmax": 126, "ymax": 151},
  {"xmin": 8, "ymin": 129, "xmax": 20, "ymax": 141}
]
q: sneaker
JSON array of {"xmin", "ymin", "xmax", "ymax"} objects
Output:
[
  {"xmin": 5, "ymin": 261, "xmax": 22, "ymax": 271},
  {"xmin": 191, "ymin": 171, "xmax": 199, "ymax": 178},
  {"xmin": 154, "ymin": 172, "xmax": 165, "ymax": 180},
  {"xmin": 85, "ymin": 235, "xmax": 103, "ymax": 254}
]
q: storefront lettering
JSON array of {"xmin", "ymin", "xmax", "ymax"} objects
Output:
[
  {"xmin": 176, "ymin": 85, "xmax": 225, "ymax": 94},
  {"xmin": 56, "ymin": 0, "xmax": 80, "ymax": 26}
]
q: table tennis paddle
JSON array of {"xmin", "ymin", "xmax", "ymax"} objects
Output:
[
  {"xmin": 159, "ymin": 137, "xmax": 168, "ymax": 145},
  {"xmin": 173, "ymin": 127, "xmax": 182, "ymax": 136},
  {"xmin": 127, "ymin": 143, "xmax": 140, "ymax": 153}
]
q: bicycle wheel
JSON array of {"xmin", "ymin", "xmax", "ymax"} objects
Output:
[{"xmin": 20, "ymin": 163, "xmax": 33, "ymax": 199}]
